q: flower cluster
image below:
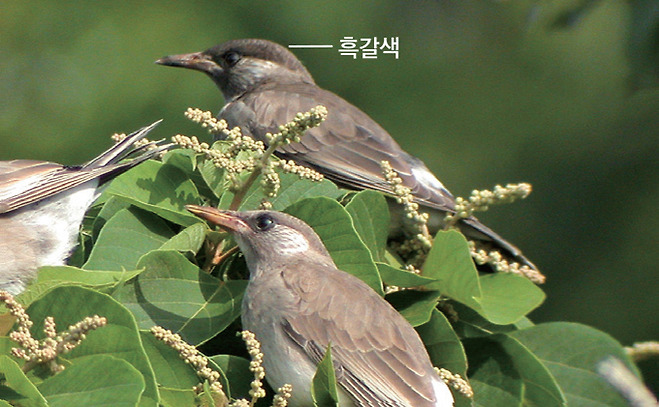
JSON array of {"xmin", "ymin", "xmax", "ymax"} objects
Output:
[
  {"xmin": 265, "ymin": 106, "xmax": 328, "ymax": 145},
  {"xmin": 174, "ymin": 106, "xmax": 327, "ymax": 209},
  {"xmin": 469, "ymin": 241, "xmax": 546, "ymax": 284},
  {"xmin": 381, "ymin": 160, "xmax": 433, "ymax": 270},
  {"xmin": 436, "ymin": 367, "xmax": 474, "ymax": 399},
  {"xmin": 150, "ymin": 326, "xmax": 227, "ymax": 402},
  {"xmin": 444, "ymin": 183, "xmax": 532, "ymax": 228},
  {"xmin": 626, "ymin": 341, "xmax": 659, "ymax": 362},
  {"xmin": 0, "ymin": 291, "xmax": 107, "ymax": 373},
  {"xmin": 241, "ymin": 330, "xmax": 267, "ymax": 401}
]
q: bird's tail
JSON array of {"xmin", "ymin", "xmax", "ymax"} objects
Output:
[{"xmin": 83, "ymin": 120, "xmax": 171, "ymax": 185}]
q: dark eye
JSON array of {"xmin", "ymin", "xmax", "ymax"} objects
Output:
[
  {"xmin": 223, "ymin": 51, "xmax": 241, "ymax": 67},
  {"xmin": 254, "ymin": 214, "xmax": 275, "ymax": 231}
]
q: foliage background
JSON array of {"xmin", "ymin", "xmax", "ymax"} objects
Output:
[{"xmin": 1, "ymin": 0, "xmax": 657, "ymax": 392}]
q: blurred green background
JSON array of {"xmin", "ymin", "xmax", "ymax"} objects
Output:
[{"xmin": 2, "ymin": 0, "xmax": 657, "ymax": 391}]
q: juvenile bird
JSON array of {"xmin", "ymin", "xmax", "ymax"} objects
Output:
[
  {"xmin": 0, "ymin": 121, "xmax": 166, "ymax": 294},
  {"xmin": 187, "ymin": 205, "xmax": 455, "ymax": 406},
  {"xmin": 159, "ymin": 39, "xmax": 536, "ymax": 271}
]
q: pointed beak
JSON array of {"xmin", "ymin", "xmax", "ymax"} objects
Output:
[
  {"xmin": 156, "ymin": 52, "xmax": 221, "ymax": 75},
  {"xmin": 186, "ymin": 205, "xmax": 248, "ymax": 232}
]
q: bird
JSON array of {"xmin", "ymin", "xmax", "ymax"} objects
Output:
[
  {"xmin": 186, "ymin": 204, "xmax": 455, "ymax": 406},
  {"xmin": 157, "ymin": 38, "xmax": 537, "ymax": 271},
  {"xmin": 0, "ymin": 121, "xmax": 167, "ymax": 295}
]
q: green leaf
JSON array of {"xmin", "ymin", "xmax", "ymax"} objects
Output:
[
  {"xmin": 386, "ymin": 290, "xmax": 442, "ymax": 327},
  {"xmin": 103, "ymin": 160, "xmax": 202, "ymax": 226},
  {"xmin": 37, "ymin": 265, "xmax": 142, "ymax": 288},
  {"xmin": 113, "ymin": 250, "xmax": 246, "ymax": 345},
  {"xmin": 159, "ymin": 222, "xmax": 207, "ymax": 253},
  {"xmin": 38, "ymin": 355, "xmax": 145, "ymax": 407},
  {"xmin": 450, "ymin": 302, "xmax": 528, "ymax": 339},
  {"xmin": 423, "ymin": 230, "xmax": 544, "ymax": 325},
  {"xmin": 478, "ymin": 273, "xmax": 545, "ymax": 325},
  {"xmin": 511, "ymin": 322, "xmax": 638, "ymax": 406},
  {"xmin": 26, "ymin": 286, "xmax": 159, "ymax": 406},
  {"xmin": 344, "ymin": 190, "xmax": 390, "ymax": 262},
  {"xmin": 416, "ymin": 310, "xmax": 468, "ymax": 377},
  {"xmin": 464, "ymin": 334, "xmax": 566, "ymax": 407},
  {"xmin": 311, "ymin": 346, "xmax": 340, "ymax": 407},
  {"xmin": 159, "ymin": 388, "xmax": 197, "ymax": 407},
  {"xmin": 199, "ymin": 158, "xmax": 226, "ymax": 198},
  {"xmin": 139, "ymin": 331, "xmax": 200, "ymax": 390},
  {"xmin": 162, "ymin": 149, "xmax": 212, "ymax": 199},
  {"xmin": 377, "ymin": 262, "xmax": 437, "ymax": 288},
  {"xmin": 84, "ymin": 207, "xmax": 174, "ymax": 271},
  {"xmin": 0, "ymin": 355, "xmax": 47, "ymax": 407},
  {"xmin": 210, "ymin": 355, "xmax": 251, "ymax": 400},
  {"xmin": 423, "ymin": 230, "xmax": 481, "ymax": 307},
  {"xmin": 219, "ymin": 171, "xmax": 343, "ymax": 211},
  {"xmin": 285, "ymin": 197, "xmax": 383, "ymax": 295},
  {"xmin": 90, "ymin": 195, "xmax": 132, "ymax": 240}
]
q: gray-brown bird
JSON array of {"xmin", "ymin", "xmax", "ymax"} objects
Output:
[
  {"xmin": 159, "ymin": 39, "xmax": 536, "ymax": 271},
  {"xmin": 186, "ymin": 205, "xmax": 455, "ymax": 406},
  {"xmin": 0, "ymin": 121, "xmax": 167, "ymax": 294}
]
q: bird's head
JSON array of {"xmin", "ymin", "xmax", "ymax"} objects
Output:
[
  {"xmin": 186, "ymin": 205, "xmax": 333, "ymax": 274},
  {"xmin": 156, "ymin": 39, "xmax": 315, "ymax": 102}
]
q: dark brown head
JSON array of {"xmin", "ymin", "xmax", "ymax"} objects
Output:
[{"xmin": 157, "ymin": 39, "xmax": 315, "ymax": 102}]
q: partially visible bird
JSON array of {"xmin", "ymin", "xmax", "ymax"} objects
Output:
[
  {"xmin": 157, "ymin": 39, "xmax": 538, "ymax": 271},
  {"xmin": 0, "ymin": 121, "xmax": 167, "ymax": 294},
  {"xmin": 186, "ymin": 205, "xmax": 455, "ymax": 406}
]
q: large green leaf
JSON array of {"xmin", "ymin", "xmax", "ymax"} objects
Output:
[
  {"xmin": 199, "ymin": 158, "xmax": 227, "ymax": 199},
  {"xmin": 344, "ymin": 190, "xmax": 390, "ymax": 262},
  {"xmin": 210, "ymin": 355, "xmax": 251, "ymax": 401},
  {"xmin": 114, "ymin": 250, "xmax": 246, "ymax": 345},
  {"xmin": 450, "ymin": 302, "xmax": 532, "ymax": 339},
  {"xmin": 37, "ymin": 266, "xmax": 141, "ymax": 288},
  {"xmin": 159, "ymin": 222, "xmax": 207, "ymax": 254},
  {"xmin": 26, "ymin": 286, "xmax": 159, "ymax": 406},
  {"xmin": 158, "ymin": 388, "xmax": 197, "ymax": 407},
  {"xmin": 423, "ymin": 230, "xmax": 545, "ymax": 324},
  {"xmin": 84, "ymin": 207, "xmax": 174, "ymax": 271},
  {"xmin": 0, "ymin": 355, "xmax": 47, "ymax": 407},
  {"xmin": 464, "ymin": 334, "xmax": 566, "ymax": 407},
  {"xmin": 37, "ymin": 355, "xmax": 145, "ymax": 407},
  {"xmin": 311, "ymin": 346, "xmax": 340, "ymax": 407},
  {"xmin": 162, "ymin": 149, "xmax": 215, "ymax": 199},
  {"xmin": 386, "ymin": 289, "xmax": 442, "ymax": 327},
  {"xmin": 103, "ymin": 160, "xmax": 202, "ymax": 226},
  {"xmin": 416, "ymin": 310, "xmax": 468, "ymax": 377},
  {"xmin": 377, "ymin": 262, "xmax": 438, "ymax": 288},
  {"xmin": 285, "ymin": 197, "xmax": 383, "ymax": 295},
  {"xmin": 511, "ymin": 322, "xmax": 638, "ymax": 407}
]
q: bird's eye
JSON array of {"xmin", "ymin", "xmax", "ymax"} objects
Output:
[
  {"xmin": 223, "ymin": 51, "xmax": 241, "ymax": 67},
  {"xmin": 254, "ymin": 214, "xmax": 275, "ymax": 231}
]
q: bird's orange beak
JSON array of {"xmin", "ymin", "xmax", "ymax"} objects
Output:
[{"xmin": 186, "ymin": 205, "xmax": 248, "ymax": 232}]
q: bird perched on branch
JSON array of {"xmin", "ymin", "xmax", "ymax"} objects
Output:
[
  {"xmin": 158, "ymin": 39, "xmax": 537, "ymax": 271},
  {"xmin": 187, "ymin": 205, "xmax": 455, "ymax": 406},
  {"xmin": 0, "ymin": 121, "xmax": 167, "ymax": 294}
]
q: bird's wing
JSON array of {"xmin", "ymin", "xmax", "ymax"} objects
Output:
[
  {"xmin": 223, "ymin": 87, "xmax": 538, "ymax": 270},
  {"xmin": 0, "ymin": 121, "xmax": 165, "ymax": 214},
  {"xmin": 280, "ymin": 261, "xmax": 449, "ymax": 406},
  {"xmin": 221, "ymin": 83, "xmax": 457, "ymax": 212}
]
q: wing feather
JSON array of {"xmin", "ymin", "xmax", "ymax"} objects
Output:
[
  {"xmin": 280, "ymin": 261, "xmax": 445, "ymax": 406},
  {"xmin": 220, "ymin": 83, "xmax": 456, "ymax": 211}
]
